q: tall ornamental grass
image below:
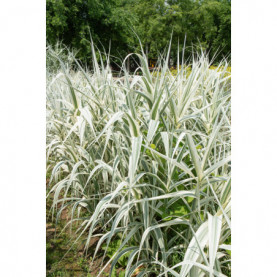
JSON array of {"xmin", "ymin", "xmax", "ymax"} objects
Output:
[{"xmin": 46, "ymin": 43, "xmax": 231, "ymax": 277}]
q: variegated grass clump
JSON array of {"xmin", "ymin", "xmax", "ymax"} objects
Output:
[{"xmin": 47, "ymin": 43, "xmax": 231, "ymax": 277}]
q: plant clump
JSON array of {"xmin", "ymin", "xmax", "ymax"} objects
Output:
[{"xmin": 47, "ymin": 43, "xmax": 231, "ymax": 277}]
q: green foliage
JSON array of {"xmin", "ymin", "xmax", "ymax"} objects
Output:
[
  {"xmin": 46, "ymin": 0, "xmax": 231, "ymax": 65},
  {"xmin": 77, "ymin": 257, "xmax": 91, "ymax": 273},
  {"xmin": 47, "ymin": 0, "xmax": 136, "ymax": 65},
  {"xmin": 102, "ymin": 239, "xmax": 129, "ymax": 267},
  {"xmin": 161, "ymin": 199, "xmax": 189, "ymax": 221}
]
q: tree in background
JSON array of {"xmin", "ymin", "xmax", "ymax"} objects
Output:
[
  {"xmin": 46, "ymin": 0, "xmax": 231, "ymax": 66},
  {"xmin": 187, "ymin": 0, "xmax": 231, "ymax": 59},
  {"xmin": 47, "ymin": 0, "xmax": 136, "ymax": 65}
]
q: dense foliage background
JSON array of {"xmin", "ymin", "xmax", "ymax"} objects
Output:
[{"xmin": 46, "ymin": 0, "xmax": 231, "ymax": 66}]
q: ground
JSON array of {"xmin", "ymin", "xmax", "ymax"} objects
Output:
[{"xmin": 46, "ymin": 196, "xmax": 125, "ymax": 277}]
